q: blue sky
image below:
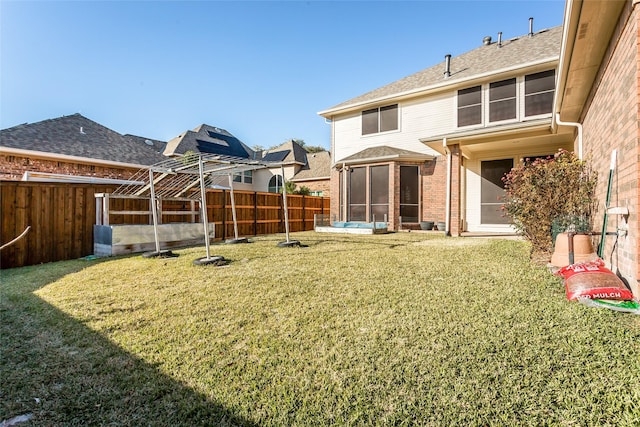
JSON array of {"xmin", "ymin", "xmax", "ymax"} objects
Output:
[{"xmin": 1, "ymin": 0, "xmax": 565, "ymax": 150}]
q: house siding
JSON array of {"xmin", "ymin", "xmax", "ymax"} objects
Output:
[
  {"xmin": 331, "ymin": 95, "xmax": 451, "ymax": 163},
  {"xmin": 580, "ymin": 1, "xmax": 639, "ymax": 297}
]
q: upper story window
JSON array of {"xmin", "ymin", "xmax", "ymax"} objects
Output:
[
  {"xmin": 489, "ymin": 78, "xmax": 517, "ymax": 122},
  {"xmin": 362, "ymin": 104, "xmax": 398, "ymax": 135},
  {"xmin": 457, "ymin": 70, "xmax": 555, "ymax": 129},
  {"xmin": 525, "ymin": 70, "xmax": 555, "ymax": 116},
  {"xmin": 457, "ymin": 86, "xmax": 482, "ymax": 127}
]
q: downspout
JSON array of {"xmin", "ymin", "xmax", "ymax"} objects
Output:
[
  {"xmin": 555, "ymin": 114, "xmax": 583, "ymax": 160},
  {"xmin": 443, "ymin": 138, "xmax": 452, "ymax": 236}
]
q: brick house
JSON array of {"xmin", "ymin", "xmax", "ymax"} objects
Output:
[
  {"xmin": 555, "ymin": 0, "xmax": 639, "ymax": 296},
  {"xmin": 290, "ymin": 151, "xmax": 332, "ymax": 197},
  {"xmin": 319, "ymin": 24, "xmax": 574, "ymax": 233},
  {"xmin": 0, "ymin": 114, "xmax": 167, "ymax": 183}
]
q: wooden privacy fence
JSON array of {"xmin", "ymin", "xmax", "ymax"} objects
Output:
[{"xmin": 1, "ymin": 181, "xmax": 329, "ymax": 269}]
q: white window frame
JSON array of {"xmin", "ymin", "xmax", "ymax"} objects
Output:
[
  {"xmin": 361, "ymin": 104, "xmax": 400, "ymax": 136},
  {"xmin": 486, "ymin": 77, "xmax": 519, "ymax": 125}
]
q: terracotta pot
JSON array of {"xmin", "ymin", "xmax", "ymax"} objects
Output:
[{"xmin": 551, "ymin": 232, "xmax": 597, "ymax": 267}]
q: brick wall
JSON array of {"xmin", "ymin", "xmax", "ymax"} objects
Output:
[
  {"xmin": 421, "ymin": 156, "xmax": 447, "ymax": 226},
  {"xmin": 294, "ymin": 178, "xmax": 331, "ymax": 197},
  {"xmin": 0, "ymin": 154, "xmax": 138, "ymax": 181},
  {"xmin": 330, "ymin": 167, "xmax": 341, "ymax": 222},
  {"xmin": 580, "ymin": 2, "xmax": 639, "ymax": 296}
]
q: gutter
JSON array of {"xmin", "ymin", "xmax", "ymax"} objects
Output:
[
  {"xmin": 333, "ymin": 153, "xmax": 434, "ymax": 168},
  {"xmin": 21, "ymin": 171, "xmax": 145, "ymax": 185},
  {"xmin": 290, "ymin": 176, "xmax": 331, "ymax": 182},
  {"xmin": 420, "ymin": 119, "xmax": 551, "ymax": 146}
]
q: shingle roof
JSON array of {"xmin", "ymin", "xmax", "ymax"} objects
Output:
[
  {"xmin": 321, "ymin": 26, "xmax": 562, "ymax": 115},
  {"xmin": 0, "ymin": 114, "xmax": 167, "ymax": 165},
  {"xmin": 262, "ymin": 140, "xmax": 308, "ymax": 165},
  {"xmin": 163, "ymin": 124, "xmax": 253, "ymax": 159},
  {"xmin": 124, "ymin": 134, "xmax": 167, "ymax": 155},
  {"xmin": 338, "ymin": 146, "xmax": 434, "ymax": 164},
  {"xmin": 292, "ymin": 151, "xmax": 331, "ymax": 180}
]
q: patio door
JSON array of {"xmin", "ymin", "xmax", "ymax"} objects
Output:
[
  {"xmin": 370, "ymin": 165, "xmax": 389, "ymax": 222},
  {"xmin": 480, "ymin": 159, "xmax": 513, "ymax": 224},
  {"xmin": 400, "ymin": 165, "xmax": 419, "ymax": 223},
  {"xmin": 348, "ymin": 167, "xmax": 366, "ymax": 221}
]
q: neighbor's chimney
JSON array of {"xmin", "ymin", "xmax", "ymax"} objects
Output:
[
  {"xmin": 497, "ymin": 31, "xmax": 503, "ymax": 47},
  {"xmin": 444, "ymin": 54, "xmax": 451, "ymax": 78},
  {"xmin": 529, "ymin": 17, "xmax": 534, "ymax": 37}
]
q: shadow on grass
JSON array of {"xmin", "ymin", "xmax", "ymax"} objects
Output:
[{"xmin": 0, "ymin": 259, "xmax": 256, "ymax": 426}]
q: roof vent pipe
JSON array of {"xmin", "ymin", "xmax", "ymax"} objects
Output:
[
  {"xmin": 529, "ymin": 17, "xmax": 534, "ymax": 37},
  {"xmin": 497, "ymin": 32, "xmax": 502, "ymax": 47},
  {"xmin": 482, "ymin": 36, "xmax": 492, "ymax": 46},
  {"xmin": 444, "ymin": 54, "xmax": 451, "ymax": 78}
]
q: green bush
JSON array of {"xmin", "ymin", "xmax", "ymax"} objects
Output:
[{"xmin": 502, "ymin": 150, "xmax": 597, "ymax": 253}]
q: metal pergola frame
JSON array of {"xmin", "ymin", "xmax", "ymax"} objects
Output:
[{"xmin": 112, "ymin": 153, "xmax": 298, "ymax": 263}]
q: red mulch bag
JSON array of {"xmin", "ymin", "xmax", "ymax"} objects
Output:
[{"xmin": 556, "ymin": 259, "xmax": 634, "ymax": 301}]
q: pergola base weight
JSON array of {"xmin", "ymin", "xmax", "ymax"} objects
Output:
[
  {"xmin": 142, "ymin": 250, "xmax": 178, "ymax": 259},
  {"xmin": 192, "ymin": 256, "xmax": 226, "ymax": 266},
  {"xmin": 225, "ymin": 237, "xmax": 250, "ymax": 244},
  {"xmin": 277, "ymin": 240, "xmax": 303, "ymax": 248}
]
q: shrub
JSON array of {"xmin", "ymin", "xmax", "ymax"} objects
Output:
[
  {"xmin": 502, "ymin": 150, "xmax": 597, "ymax": 254},
  {"xmin": 295, "ymin": 186, "xmax": 311, "ymax": 196}
]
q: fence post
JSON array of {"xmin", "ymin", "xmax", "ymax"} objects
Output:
[
  {"xmin": 302, "ymin": 195, "xmax": 306, "ymax": 231},
  {"xmin": 223, "ymin": 190, "xmax": 227, "ymax": 240},
  {"xmin": 254, "ymin": 191, "xmax": 258, "ymax": 236}
]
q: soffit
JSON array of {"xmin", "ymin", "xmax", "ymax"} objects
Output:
[{"xmin": 557, "ymin": 0, "xmax": 626, "ymax": 122}]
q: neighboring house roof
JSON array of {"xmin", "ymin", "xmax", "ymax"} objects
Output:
[
  {"xmin": 124, "ymin": 134, "xmax": 167, "ymax": 155},
  {"xmin": 262, "ymin": 150, "xmax": 291, "ymax": 162},
  {"xmin": 292, "ymin": 151, "xmax": 331, "ymax": 181},
  {"xmin": 0, "ymin": 113, "xmax": 167, "ymax": 166},
  {"xmin": 262, "ymin": 139, "xmax": 308, "ymax": 166},
  {"xmin": 320, "ymin": 25, "xmax": 562, "ymax": 116},
  {"xmin": 338, "ymin": 146, "xmax": 435, "ymax": 165},
  {"xmin": 163, "ymin": 124, "xmax": 253, "ymax": 159}
]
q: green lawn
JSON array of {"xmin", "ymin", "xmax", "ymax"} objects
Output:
[{"xmin": 1, "ymin": 232, "xmax": 639, "ymax": 426}]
